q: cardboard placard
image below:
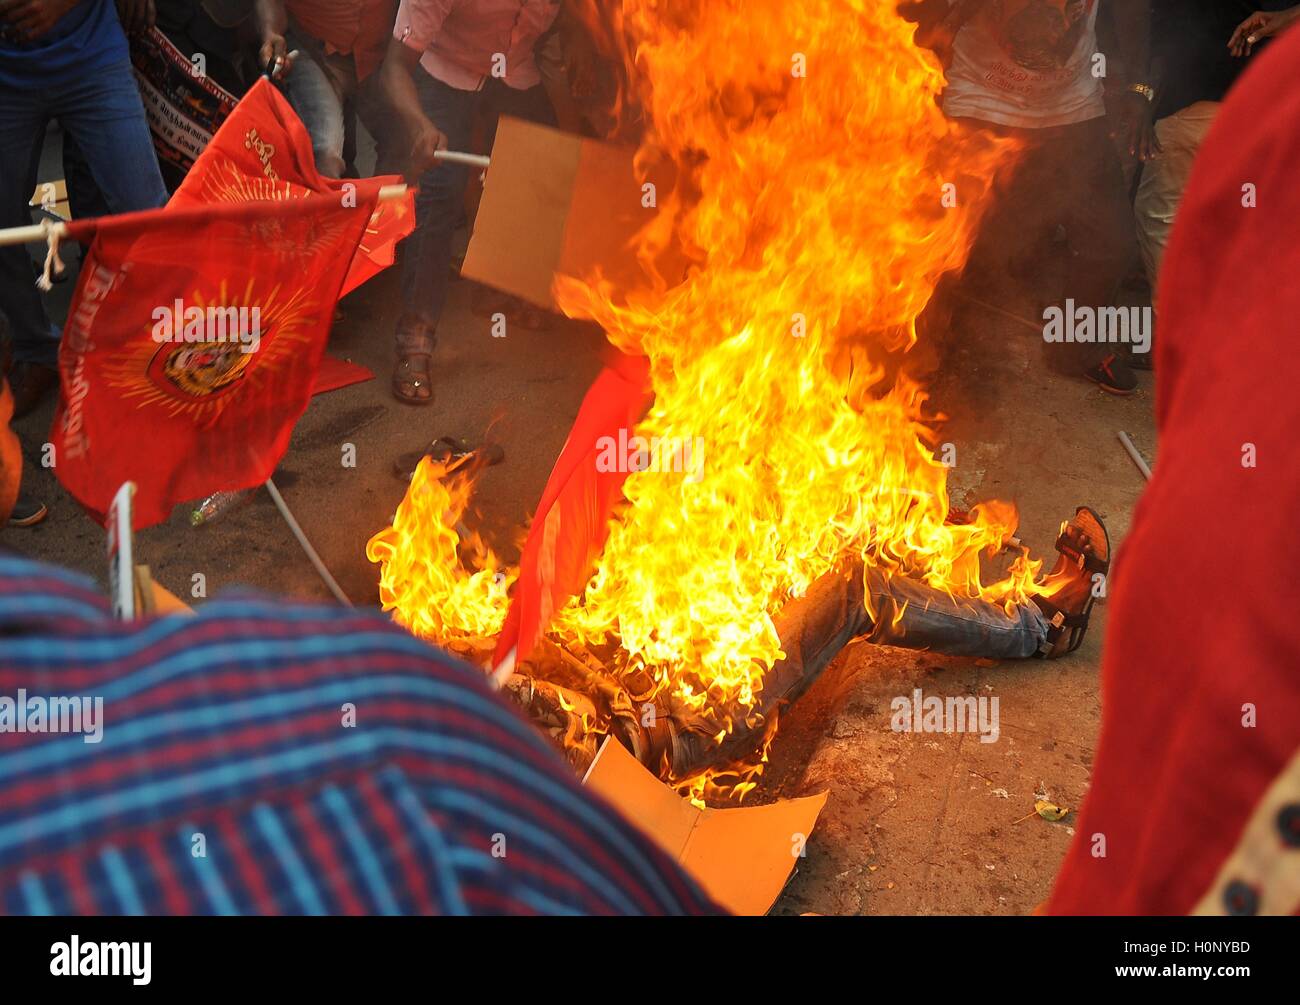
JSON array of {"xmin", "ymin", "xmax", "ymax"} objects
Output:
[
  {"xmin": 583, "ymin": 737, "xmax": 827, "ymax": 915},
  {"xmin": 462, "ymin": 117, "xmax": 684, "ymax": 311}
]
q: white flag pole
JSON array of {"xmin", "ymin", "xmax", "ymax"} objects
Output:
[{"xmin": 0, "ymin": 183, "xmax": 416, "ymax": 249}]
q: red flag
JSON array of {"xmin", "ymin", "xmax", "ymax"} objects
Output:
[
  {"xmin": 52, "ymin": 192, "xmax": 378, "ymax": 529},
  {"xmin": 168, "ymin": 77, "xmax": 413, "ymax": 296},
  {"xmin": 493, "ymin": 352, "xmax": 653, "ymax": 671}
]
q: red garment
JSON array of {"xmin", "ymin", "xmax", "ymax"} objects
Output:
[
  {"xmin": 287, "ymin": 0, "xmax": 397, "ymax": 80},
  {"xmin": 1046, "ymin": 28, "xmax": 1300, "ymax": 914},
  {"xmin": 52, "ymin": 194, "xmax": 376, "ymax": 530},
  {"xmin": 394, "ymin": 0, "xmax": 559, "ymax": 91},
  {"xmin": 170, "ymin": 78, "xmax": 414, "ymax": 298},
  {"xmin": 50, "ymin": 79, "xmax": 408, "ymax": 530},
  {"xmin": 493, "ymin": 352, "xmax": 652, "ymax": 668}
]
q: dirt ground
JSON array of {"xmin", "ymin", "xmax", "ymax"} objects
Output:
[
  {"xmin": 765, "ymin": 253, "xmax": 1156, "ymax": 915},
  {"xmin": 7, "ymin": 123, "xmax": 1156, "ymax": 916}
]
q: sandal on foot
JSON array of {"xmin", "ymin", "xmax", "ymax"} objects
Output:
[
  {"xmin": 392, "ymin": 354, "xmax": 434, "ymax": 406},
  {"xmin": 9, "ymin": 492, "xmax": 48, "ymax": 528},
  {"xmin": 1032, "ymin": 506, "xmax": 1110, "ymax": 658}
]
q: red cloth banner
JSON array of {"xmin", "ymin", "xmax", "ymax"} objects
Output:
[
  {"xmin": 52, "ymin": 194, "xmax": 377, "ymax": 529},
  {"xmin": 169, "ymin": 77, "xmax": 413, "ymax": 297},
  {"xmin": 493, "ymin": 352, "xmax": 652, "ymax": 669}
]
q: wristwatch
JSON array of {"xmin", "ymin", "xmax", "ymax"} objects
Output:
[{"xmin": 1127, "ymin": 82, "xmax": 1155, "ymax": 102}]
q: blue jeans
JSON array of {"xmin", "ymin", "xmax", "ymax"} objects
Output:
[
  {"xmin": 0, "ymin": 59, "xmax": 168, "ymax": 367},
  {"xmin": 756, "ymin": 561, "xmax": 1049, "ymax": 716},
  {"xmin": 282, "ymin": 25, "xmax": 352, "ymax": 179},
  {"xmin": 396, "ymin": 72, "xmax": 555, "ymax": 355},
  {"xmin": 861, "ymin": 567, "xmax": 1048, "ymax": 657},
  {"xmin": 281, "ymin": 27, "xmax": 400, "ymax": 181}
]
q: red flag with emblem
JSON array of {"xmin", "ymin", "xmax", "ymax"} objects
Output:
[
  {"xmin": 52, "ymin": 191, "xmax": 379, "ymax": 530},
  {"xmin": 168, "ymin": 77, "xmax": 413, "ymax": 295},
  {"xmin": 49, "ymin": 77, "xmax": 413, "ymax": 530}
]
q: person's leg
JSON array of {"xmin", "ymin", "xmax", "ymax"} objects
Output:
[
  {"xmin": 0, "ymin": 85, "xmax": 59, "ymax": 373},
  {"xmin": 953, "ymin": 118, "xmax": 1057, "ymax": 306},
  {"xmin": 861, "ymin": 568, "xmax": 1050, "ymax": 658},
  {"xmin": 1060, "ymin": 117, "xmax": 1140, "ymax": 305},
  {"xmin": 1135, "ymin": 101, "xmax": 1220, "ymax": 298},
  {"xmin": 280, "ymin": 27, "xmax": 349, "ymax": 179},
  {"xmin": 1054, "ymin": 116, "xmax": 1143, "ymax": 390},
  {"xmin": 750, "ymin": 558, "xmax": 1050, "ymax": 732},
  {"xmin": 61, "ymin": 133, "xmax": 111, "ymax": 225},
  {"xmin": 393, "ymin": 73, "xmax": 476, "ymax": 403},
  {"xmin": 53, "ymin": 59, "xmax": 168, "ymax": 214},
  {"xmin": 355, "ymin": 72, "xmax": 404, "ymax": 177},
  {"xmin": 761, "ymin": 505, "xmax": 1110, "ymax": 722}
]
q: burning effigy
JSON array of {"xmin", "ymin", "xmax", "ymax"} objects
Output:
[{"xmin": 367, "ymin": 0, "xmax": 1050, "ymax": 803}]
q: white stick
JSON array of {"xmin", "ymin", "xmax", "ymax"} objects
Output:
[
  {"xmin": 489, "ymin": 646, "xmax": 516, "ymax": 691},
  {"xmin": 0, "ymin": 220, "xmax": 64, "ymax": 248},
  {"xmin": 264, "ymin": 477, "xmax": 353, "ymax": 606},
  {"xmin": 0, "ymin": 184, "xmax": 412, "ymax": 248},
  {"xmin": 433, "ymin": 150, "xmax": 492, "ymax": 169},
  {"xmin": 1117, "ymin": 430, "xmax": 1153, "ymax": 481}
]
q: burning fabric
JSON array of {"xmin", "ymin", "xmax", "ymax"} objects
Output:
[{"xmin": 367, "ymin": 1, "xmax": 1101, "ymax": 802}]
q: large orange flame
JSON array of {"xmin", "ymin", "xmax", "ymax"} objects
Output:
[{"xmin": 369, "ymin": 1, "xmax": 1040, "ymax": 797}]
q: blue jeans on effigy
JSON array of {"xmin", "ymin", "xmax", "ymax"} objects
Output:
[
  {"xmin": 862, "ymin": 568, "xmax": 1049, "ymax": 658},
  {"xmin": 395, "ymin": 71, "xmax": 555, "ymax": 357},
  {"xmin": 0, "ymin": 59, "xmax": 168, "ymax": 367},
  {"xmin": 758, "ymin": 561, "xmax": 1050, "ymax": 714}
]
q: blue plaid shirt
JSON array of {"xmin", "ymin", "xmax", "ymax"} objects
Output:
[{"xmin": 0, "ymin": 556, "xmax": 719, "ymax": 916}]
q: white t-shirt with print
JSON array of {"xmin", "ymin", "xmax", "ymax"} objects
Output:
[{"xmin": 942, "ymin": 0, "xmax": 1106, "ymax": 128}]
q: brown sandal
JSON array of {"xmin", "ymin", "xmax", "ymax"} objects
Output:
[
  {"xmin": 1032, "ymin": 506, "xmax": 1111, "ymax": 658},
  {"xmin": 392, "ymin": 353, "xmax": 435, "ymax": 405}
]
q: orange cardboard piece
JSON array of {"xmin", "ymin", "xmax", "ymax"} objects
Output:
[
  {"xmin": 461, "ymin": 117, "xmax": 683, "ymax": 311},
  {"xmin": 583, "ymin": 737, "xmax": 828, "ymax": 915}
]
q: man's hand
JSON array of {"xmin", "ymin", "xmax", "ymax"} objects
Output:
[
  {"xmin": 379, "ymin": 38, "xmax": 449, "ymax": 179},
  {"xmin": 1228, "ymin": 7, "xmax": 1300, "ymax": 57},
  {"xmin": 0, "ymin": 0, "xmax": 81, "ymax": 41},
  {"xmin": 257, "ymin": 30, "xmax": 296, "ymax": 78},
  {"xmin": 1115, "ymin": 90, "xmax": 1161, "ymax": 161},
  {"xmin": 115, "ymin": 0, "xmax": 153, "ymax": 35},
  {"xmin": 409, "ymin": 117, "xmax": 448, "ymax": 173},
  {"xmin": 253, "ymin": 0, "xmax": 293, "ymax": 77}
]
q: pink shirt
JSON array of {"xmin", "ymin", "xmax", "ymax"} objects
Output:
[{"xmin": 394, "ymin": 0, "xmax": 560, "ymax": 91}]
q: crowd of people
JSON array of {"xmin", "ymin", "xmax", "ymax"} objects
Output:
[
  {"xmin": 0, "ymin": 1, "xmax": 1292, "ymax": 514},
  {"xmin": 0, "ymin": 1, "xmax": 1298, "ymax": 916}
]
